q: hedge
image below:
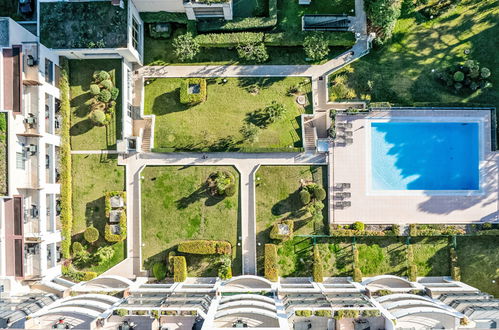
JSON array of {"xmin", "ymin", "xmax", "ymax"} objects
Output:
[
  {"xmin": 376, "ymin": 289, "xmax": 393, "ymax": 296},
  {"xmin": 407, "ymin": 245, "xmax": 417, "ymax": 281},
  {"xmin": 450, "ymin": 247, "xmax": 461, "ymax": 281},
  {"xmin": 197, "ymin": 0, "xmax": 277, "ymax": 32},
  {"xmin": 140, "ymin": 12, "xmax": 189, "ymax": 24},
  {"xmin": 59, "ymin": 58, "xmax": 73, "ymax": 259},
  {"xmin": 409, "ymin": 224, "xmax": 465, "ymax": 236},
  {"xmin": 270, "ymin": 220, "xmax": 294, "ymax": 241},
  {"xmin": 104, "ymin": 210, "xmax": 127, "ymax": 242},
  {"xmin": 105, "ymin": 191, "xmax": 126, "ymax": 217},
  {"xmin": 335, "ymin": 309, "xmax": 359, "ymax": 320},
  {"xmin": 363, "ymin": 310, "xmax": 381, "ymax": 317},
  {"xmin": 62, "ymin": 264, "xmax": 97, "ymax": 282},
  {"xmin": 353, "ymin": 267, "xmax": 362, "ymax": 282},
  {"xmin": 314, "ymin": 310, "xmax": 332, "ymax": 317},
  {"xmin": 153, "ymin": 262, "xmax": 167, "ymax": 281},
  {"xmin": 180, "ymin": 78, "xmax": 207, "ymax": 104},
  {"xmin": 264, "ymin": 244, "xmax": 278, "ymax": 282},
  {"xmin": 353, "ymin": 246, "xmax": 359, "ymax": 265},
  {"xmin": 84, "ymin": 226, "xmax": 99, "ymax": 243},
  {"xmin": 173, "ymin": 256, "xmax": 187, "ymax": 282},
  {"xmin": 312, "ymin": 245, "xmax": 323, "ymax": 283},
  {"xmin": 195, "ymin": 32, "xmax": 264, "ymax": 48},
  {"xmin": 264, "ymin": 31, "xmax": 355, "ymax": 47},
  {"xmin": 178, "ymin": 240, "xmax": 232, "ymax": 255},
  {"xmin": 295, "ymin": 310, "xmax": 313, "ymax": 317}
]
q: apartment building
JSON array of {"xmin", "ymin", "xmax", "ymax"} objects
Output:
[{"xmin": 0, "ymin": 18, "xmax": 62, "ymax": 295}]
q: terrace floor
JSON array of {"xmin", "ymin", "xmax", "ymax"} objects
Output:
[{"xmin": 331, "ymin": 109, "xmax": 498, "ymax": 224}]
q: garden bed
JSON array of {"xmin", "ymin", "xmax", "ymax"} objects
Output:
[
  {"xmin": 144, "ymin": 77, "xmax": 311, "ymax": 152},
  {"xmin": 141, "ymin": 166, "xmax": 240, "ymax": 276}
]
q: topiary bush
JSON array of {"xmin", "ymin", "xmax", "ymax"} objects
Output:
[
  {"xmin": 72, "ymin": 241, "xmax": 84, "ymax": 254},
  {"xmin": 312, "ymin": 186, "xmax": 327, "ymax": 201},
  {"xmin": 335, "ymin": 309, "xmax": 359, "ymax": 320},
  {"xmin": 178, "ymin": 240, "xmax": 232, "ymax": 255},
  {"xmin": 153, "ymin": 262, "xmax": 167, "ymax": 281},
  {"xmin": 110, "ymin": 87, "xmax": 120, "ymax": 101},
  {"xmin": 295, "ymin": 310, "xmax": 313, "ymax": 317},
  {"xmin": 90, "ymin": 84, "xmax": 101, "ymax": 95},
  {"xmin": 100, "ymin": 79, "xmax": 113, "ymax": 90},
  {"xmin": 352, "ymin": 221, "xmax": 365, "ymax": 231},
  {"xmin": 84, "ymin": 226, "xmax": 99, "ymax": 243},
  {"xmin": 98, "ymin": 89, "xmax": 112, "ymax": 103},
  {"xmin": 94, "ymin": 70, "xmax": 110, "ymax": 83},
  {"xmin": 264, "ymin": 244, "xmax": 278, "ymax": 281},
  {"xmin": 89, "ymin": 110, "xmax": 107, "ymax": 126},
  {"xmin": 315, "ymin": 310, "xmax": 332, "ymax": 317},
  {"xmin": 269, "ymin": 220, "xmax": 294, "ymax": 241},
  {"xmin": 300, "ymin": 190, "xmax": 311, "ymax": 205},
  {"xmin": 173, "ymin": 256, "xmax": 187, "ymax": 282},
  {"xmin": 180, "ymin": 78, "xmax": 207, "ymax": 104}
]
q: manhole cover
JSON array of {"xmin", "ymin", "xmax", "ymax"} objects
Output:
[{"xmin": 296, "ymin": 95, "xmax": 306, "ymax": 105}]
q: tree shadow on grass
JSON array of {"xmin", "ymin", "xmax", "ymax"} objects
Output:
[
  {"xmin": 271, "ymin": 190, "xmax": 302, "ymax": 216},
  {"xmin": 84, "ymin": 196, "xmax": 106, "ymax": 231},
  {"xmin": 71, "ymin": 94, "xmax": 92, "ymax": 118},
  {"xmin": 151, "ymin": 89, "xmax": 189, "ymax": 115},
  {"xmin": 175, "ymin": 183, "xmax": 225, "ymax": 209},
  {"xmin": 70, "ymin": 118, "xmax": 93, "ymax": 136},
  {"xmin": 237, "ymin": 77, "xmax": 285, "ymax": 91}
]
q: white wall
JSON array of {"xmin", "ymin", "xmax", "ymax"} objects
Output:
[{"xmin": 132, "ymin": 0, "xmax": 186, "ymax": 13}]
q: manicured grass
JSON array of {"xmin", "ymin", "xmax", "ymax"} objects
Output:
[
  {"xmin": 144, "ymin": 77, "xmax": 311, "ymax": 152},
  {"xmin": 457, "ymin": 236, "xmax": 499, "ymax": 297},
  {"xmin": 356, "ymin": 237, "xmax": 407, "ymax": 276},
  {"xmin": 69, "ymin": 59, "xmax": 122, "ymax": 150},
  {"xmin": 315, "ymin": 240, "xmax": 353, "ymax": 277},
  {"xmin": 141, "ymin": 166, "xmax": 240, "ymax": 276},
  {"xmin": 255, "ymin": 166, "xmax": 327, "ymax": 274},
  {"xmin": 144, "ymin": 33, "xmax": 346, "ymax": 66},
  {"xmin": 328, "ymin": 0, "xmax": 498, "ymax": 136},
  {"xmin": 71, "ymin": 154, "xmax": 125, "ymax": 235},
  {"xmin": 71, "ymin": 154, "xmax": 125, "ymax": 274},
  {"xmin": 411, "ymin": 237, "xmax": 450, "ymax": 276}
]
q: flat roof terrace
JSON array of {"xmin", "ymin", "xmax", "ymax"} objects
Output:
[{"xmin": 331, "ymin": 109, "xmax": 498, "ymax": 224}]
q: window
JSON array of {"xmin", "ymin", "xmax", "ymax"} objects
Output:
[
  {"xmin": 16, "ymin": 152, "xmax": 25, "ymax": 169},
  {"xmin": 45, "ymin": 58, "xmax": 53, "ymax": 84},
  {"xmin": 127, "ymin": 104, "xmax": 133, "ymax": 118},
  {"xmin": 132, "ymin": 17, "xmax": 140, "ymax": 51}
]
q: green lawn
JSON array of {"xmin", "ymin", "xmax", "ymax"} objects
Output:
[
  {"xmin": 255, "ymin": 166, "xmax": 327, "ymax": 274},
  {"xmin": 315, "ymin": 240, "xmax": 353, "ymax": 277},
  {"xmin": 71, "ymin": 154, "xmax": 126, "ymax": 274},
  {"xmin": 144, "ymin": 77, "xmax": 312, "ymax": 152},
  {"xmin": 141, "ymin": 166, "xmax": 240, "ymax": 276},
  {"xmin": 356, "ymin": 237, "xmax": 407, "ymax": 277},
  {"xmin": 328, "ymin": 0, "xmax": 498, "ymax": 136},
  {"xmin": 233, "ymin": 0, "xmax": 267, "ymax": 18},
  {"xmin": 69, "ymin": 59, "xmax": 122, "ymax": 150},
  {"xmin": 457, "ymin": 236, "xmax": 499, "ymax": 297},
  {"xmin": 411, "ymin": 237, "xmax": 450, "ymax": 276}
]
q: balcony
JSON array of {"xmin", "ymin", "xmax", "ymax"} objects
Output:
[
  {"xmin": 24, "ymin": 243, "xmax": 42, "ymax": 280},
  {"xmin": 16, "ymin": 139, "xmax": 41, "ymax": 189},
  {"xmin": 22, "ymin": 42, "xmax": 41, "ymax": 85},
  {"xmin": 20, "ymin": 85, "xmax": 42, "ymax": 137}
]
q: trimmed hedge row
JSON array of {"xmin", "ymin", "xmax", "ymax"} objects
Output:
[
  {"xmin": 105, "ymin": 210, "xmax": 127, "ymax": 242},
  {"xmin": 335, "ymin": 309, "xmax": 359, "ymax": 320},
  {"xmin": 197, "ymin": 0, "xmax": 277, "ymax": 32},
  {"xmin": 264, "ymin": 244, "xmax": 278, "ymax": 282},
  {"xmin": 450, "ymin": 247, "xmax": 461, "ymax": 281},
  {"xmin": 352, "ymin": 245, "xmax": 362, "ymax": 282},
  {"xmin": 104, "ymin": 191, "xmax": 126, "ymax": 217},
  {"xmin": 173, "ymin": 256, "xmax": 187, "ymax": 282},
  {"xmin": 312, "ymin": 244, "xmax": 323, "ymax": 283},
  {"xmin": 140, "ymin": 12, "xmax": 189, "ymax": 24},
  {"xmin": 196, "ymin": 32, "xmax": 264, "ymax": 48},
  {"xmin": 409, "ymin": 224, "xmax": 465, "ymax": 236},
  {"xmin": 178, "ymin": 240, "xmax": 232, "ymax": 255},
  {"xmin": 180, "ymin": 78, "xmax": 207, "ymax": 104},
  {"xmin": 270, "ymin": 220, "xmax": 294, "ymax": 241},
  {"xmin": 295, "ymin": 310, "xmax": 312, "ymax": 317},
  {"xmin": 315, "ymin": 310, "xmax": 332, "ymax": 317},
  {"xmin": 59, "ymin": 58, "xmax": 73, "ymax": 259},
  {"xmin": 407, "ymin": 244, "xmax": 417, "ymax": 281}
]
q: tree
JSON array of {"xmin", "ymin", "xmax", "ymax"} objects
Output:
[
  {"xmin": 453, "ymin": 71, "xmax": 464, "ymax": 82},
  {"xmin": 89, "ymin": 110, "xmax": 107, "ymax": 126},
  {"xmin": 248, "ymin": 102, "xmax": 286, "ymax": 128},
  {"xmin": 84, "ymin": 226, "xmax": 99, "ymax": 243},
  {"xmin": 365, "ymin": 0, "xmax": 402, "ymax": 42},
  {"xmin": 98, "ymin": 89, "xmax": 112, "ymax": 103},
  {"xmin": 236, "ymin": 42, "xmax": 269, "ymax": 63},
  {"xmin": 153, "ymin": 262, "xmax": 167, "ymax": 281},
  {"xmin": 95, "ymin": 246, "xmax": 115, "ymax": 264},
  {"xmin": 173, "ymin": 33, "xmax": 200, "ymax": 62},
  {"xmin": 300, "ymin": 190, "xmax": 311, "ymax": 205},
  {"xmin": 239, "ymin": 123, "xmax": 260, "ymax": 143},
  {"xmin": 90, "ymin": 84, "xmax": 100, "ymax": 95},
  {"xmin": 312, "ymin": 186, "xmax": 326, "ymax": 201},
  {"xmin": 304, "ymin": 33, "xmax": 329, "ymax": 61}
]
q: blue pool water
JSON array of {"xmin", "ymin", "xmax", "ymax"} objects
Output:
[{"xmin": 371, "ymin": 122, "xmax": 479, "ymax": 190}]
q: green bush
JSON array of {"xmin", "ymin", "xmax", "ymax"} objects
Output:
[
  {"xmin": 236, "ymin": 42, "xmax": 269, "ymax": 63},
  {"xmin": 264, "ymin": 31, "xmax": 355, "ymax": 47},
  {"xmin": 180, "ymin": 78, "xmax": 207, "ymax": 104},
  {"xmin": 390, "ymin": 224, "xmax": 400, "ymax": 236},
  {"xmin": 224, "ymin": 184, "xmax": 236, "ymax": 197},
  {"xmin": 315, "ymin": 310, "xmax": 332, "ymax": 317},
  {"xmin": 84, "ymin": 226, "xmax": 99, "ymax": 243},
  {"xmin": 299, "ymin": 190, "xmax": 311, "ymax": 205},
  {"xmin": 352, "ymin": 221, "xmax": 365, "ymax": 231},
  {"xmin": 335, "ymin": 309, "xmax": 360, "ymax": 320},
  {"xmin": 453, "ymin": 71, "xmax": 464, "ymax": 82},
  {"xmin": 178, "ymin": 240, "xmax": 232, "ymax": 255},
  {"xmin": 408, "ymin": 264, "xmax": 418, "ymax": 282},
  {"xmin": 196, "ymin": 32, "xmax": 265, "ymax": 48},
  {"xmin": 95, "ymin": 246, "xmax": 115, "ymax": 264},
  {"xmin": 140, "ymin": 11, "xmax": 188, "ymax": 24},
  {"xmin": 353, "ymin": 246, "xmax": 359, "ymax": 265},
  {"xmin": 363, "ymin": 310, "xmax": 381, "ymax": 317},
  {"xmin": 83, "ymin": 271, "xmax": 97, "ymax": 281},
  {"xmin": 89, "ymin": 110, "xmax": 107, "ymax": 126},
  {"xmin": 376, "ymin": 289, "xmax": 393, "ymax": 296},
  {"xmin": 218, "ymin": 256, "xmax": 232, "ymax": 280},
  {"xmin": 173, "ymin": 256, "xmax": 187, "ymax": 282},
  {"xmin": 269, "ymin": 220, "xmax": 294, "ymax": 241},
  {"xmin": 173, "ymin": 32, "xmax": 200, "ymax": 61},
  {"xmin": 98, "ymin": 89, "xmax": 112, "ymax": 103},
  {"xmin": 90, "ymin": 84, "xmax": 101, "ymax": 95},
  {"xmin": 304, "ymin": 32, "xmax": 329, "ymax": 60},
  {"xmin": 365, "ymin": 0, "xmax": 402, "ymax": 43},
  {"xmin": 313, "ymin": 245, "xmax": 323, "ymax": 283},
  {"xmin": 153, "ymin": 262, "xmax": 167, "ymax": 281},
  {"xmin": 353, "ymin": 267, "xmax": 362, "ymax": 282},
  {"xmin": 110, "ymin": 87, "xmax": 120, "ymax": 101},
  {"xmin": 295, "ymin": 310, "xmax": 313, "ymax": 317},
  {"xmin": 72, "ymin": 241, "xmax": 84, "ymax": 254},
  {"xmin": 451, "ymin": 266, "xmax": 461, "ymax": 281},
  {"xmin": 264, "ymin": 244, "xmax": 278, "ymax": 281},
  {"xmin": 312, "ymin": 186, "xmax": 327, "ymax": 201},
  {"xmin": 94, "ymin": 70, "xmax": 110, "ymax": 83},
  {"xmin": 100, "ymin": 79, "xmax": 113, "ymax": 90},
  {"xmin": 59, "ymin": 59, "xmax": 73, "ymax": 259},
  {"xmin": 116, "ymin": 309, "xmax": 128, "ymax": 317}
]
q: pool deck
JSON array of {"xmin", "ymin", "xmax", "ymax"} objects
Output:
[{"xmin": 330, "ymin": 109, "xmax": 498, "ymax": 224}]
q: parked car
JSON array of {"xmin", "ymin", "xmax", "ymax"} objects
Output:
[{"xmin": 19, "ymin": 0, "xmax": 34, "ymax": 16}]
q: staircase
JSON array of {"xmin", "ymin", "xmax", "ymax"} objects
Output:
[
  {"xmin": 141, "ymin": 119, "xmax": 152, "ymax": 152},
  {"xmin": 303, "ymin": 120, "xmax": 317, "ymax": 152}
]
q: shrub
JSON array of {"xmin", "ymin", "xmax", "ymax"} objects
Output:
[
  {"xmin": 72, "ymin": 241, "xmax": 84, "ymax": 254},
  {"xmin": 178, "ymin": 240, "xmax": 232, "ymax": 255},
  {"xmin": 295, "ymin": 310, "xmax": 313, "ymax": 317},
  {"xmin": 353, "ymin": 246, "xmax": 359, "ymax": 265},
  {"xmin": 236, "ymin": 42, "xmax": 268, "ymax": 63},
  {"xmin": 352, "ymin": 221, "xmax": 365, "ymax": 231},
  {"xmin": 83, "ymin": 271, "xmax": 97, "ymax": 281},
  {"xmin": 264, "ymin": 244, "xmax": 278, "ymax": 281},
  {"xmin": 481, "ymin": 67, "xmax": 491, "ymax": 79},
  {"xmin": 390, "ymin": 224, "xmax": 400, "ymax": 236},
  {"xmin": 453, "ymin": 71, "xmax": 464, "ymax": 82},
  {"xmin": 270, "ymin": 220, "xmax": 294, "ymax": 241},
  {"xmin": 110, "ymin": 87, "xmax": 120, "ymax": 101},
  {"xmin": 104, "ymin": 210, "xmax": 127, "ymax": 242},
  {"xmin": 353, "ymin": 267, "xmax": 362, "ymax": 282},
  {"xmin": 94, "ymin": 70, "xmax": 110, "ymax": 83},
  {"xmin": 300, "ymin": 190, "xmax": 311, "ymax": 205},
  {"xmin": 89, "ymin": 110, "xmax": 107, "ymax": 126},
  {"xmin": 264, "ymin": 31, "xmax": 355, "ymax": 47},
  {"xmin": 451, "ymin": 266, "xmax": 461, "ymax": 281},
  {"xmin": 408, "ymin": 264, "xmax": 418, "ymax": 282},
  {"xmin": 304, "ymin": 32, "xmax": 329, "ymax": 60},
  {"xmin": 116, "ymin": 309, "xmax": 128, "ymax": 317},
  {"xmin": 153, "ymin": 262, "xmax": 167, "ymax": 281},
  {"xmin": 313, "ymin": 245, "xmax": 323, "ymax": 283},
  {"xmin": 247, "ymin": 102, "xmax": 286, "ymax": 128},
  {"xmin": 98, "ymin": 89, "xmax": 112, "ymax": 103},
  {"xmin": 224, "ymin": 184, "xmax": 236, "ymax": 197},
  {"xmin": 409, "ymin": 224, "xmax": 418, "ymax": 236},
  {"xmin": 84, "ymin": 226, "xmax": 99, "ymax": 243},
  {"xmin": 89, "ymin": 84, "xmax": 101, "ymax": 95},
  {"xmin": 239, "ymin": 123, "xmax": 260, "ymax": 142},
  {"xmin": 206, "ymin": 171, "xmax": 235, "ymax": 196},
  {"xmin": 95, "ymin": 246, "xmax": 115, "ymax": 264},
  {"xmin": 312, "ymin": 186, "xmax": 327, "ymax": 201},
  {"xmin": 376, "ymin": 289, "xmax": 393, "ymax": 296},
  {"xmin": 179, "ymin": 78, "xmax": 207, "ymax": 104},
  {"xmin": 100, "ymin": 79, "xmax": 113, "ymax": 90},
  {"xmin": 173, "ymin": 33, "xmax": 200, "ymax": 61},
  {"xmin": 363, "ymin": 310, "xmax": 381, "ymax": 317},
  {"xmin": 315, "ymin": 310, "xmax": 332, "ymax": 317},
  {"xmin": 140, "ymin": 11, "xmax": 189, "ymax": 24},
  {"xmin": 335, "ymin": 309, "xmax": 359, "ymax": 320},
  {"xmin": 173, "ymin": 256, "xmax": 187, "ymax": 282},
  {"xmin": 218, "ymin": 256, "xmax": 232, "ymax": 280},
  {"xmin": 196, "ymin": 32, "xmax": 264, "ymax": 48}
]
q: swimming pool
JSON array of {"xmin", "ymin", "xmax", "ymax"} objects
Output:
[{"xmin": 370, "ymin": 122, "xmax": 479, "ymax": 190}]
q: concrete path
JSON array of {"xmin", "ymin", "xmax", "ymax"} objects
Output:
[{"xmin": 118, "ymin": 152, "xmax": 327, "ymax": 276}]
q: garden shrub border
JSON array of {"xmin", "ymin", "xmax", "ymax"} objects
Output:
[
  {"xmin": 105, "ymin": 191, "xmax": 127, "ymax": 217},
  {"xmin": 104, "ymin": 210, "xmax": 127, "ymax": 242},
  {"xmin": 270, "ymin": 220, "xmax": 294, "ymax": 241},
  {"xmin": 449, "ymin": 247, "xmax": 461, "ymax": 281},
  {"xmin": 178, "ymin": 240, "xmax": 232, "ymax": 255},
  {"xmin": 264, "ymin": 244, "xmax": 278, "ymax": 282},
  {"xmin": 406, "ymin": 244, "xmax": 418, "ymax": 281},
  {"xmin": 312, "ymin": 244, "xmax": 323, "ymax": 283},
  {"xmin": 335, "ymin": 309, "xmax": 359, "ymax": 320},
  {"xmin": 180, "ymin": 78, "xmax": 207, "ymax": 104},
  {"xmin": 173, "ymin": 256, "xmax": 187, "ymax": 282}
]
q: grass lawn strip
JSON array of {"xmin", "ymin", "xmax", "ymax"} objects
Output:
[
  {"xmin": 411, "ymin": 237, "xmax": 450, "ymax": 276},
  {"xmin": 356, "ymin": 237, "xmax": 407, "ymax": 277},
  {"xmin": 69, "ymin": 59, "xmax": 122, "ymax": 150},
  {"xmin": 144, "ymin": 77, "xmax": 311, "ymax": 151},
  {"xmin": 141, "ymin": 166, "xmax": 240, "ymax": 277}
]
